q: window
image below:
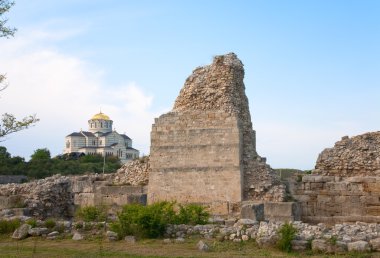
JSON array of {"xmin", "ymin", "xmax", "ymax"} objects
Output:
[
  {"xmin": 101, "ymin": 122, "xmax": 103, "ymax": 128},
  {"xmin": 66, "ymin": 141, "xmax": 70, "ymax": 148}
]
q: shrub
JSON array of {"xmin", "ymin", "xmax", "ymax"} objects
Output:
[
  {"xmin": 44, "ymin": 219, "xmax": 56, "ymax": 229},
  {"xmin": 0, "ymin": 219, "xmax": 21, "ymax": 234},
  {"xmin": 277, "ymin": 222, "xmax": 297, "ymax": 253},
  {"xmin": 76, "ymin": 206, "xmax": 107, "ymax": 222},
  {"xmin": 111, "ymin": 202, "xmax": 209, "ymax": 239},
  {"xmin": 177, "ymin": 204, "xmax": 209, "ymax": 225},
  {"xmin": 26, "ymin": 218, "xmax": 37, "ymax": 228},
  {"xmin": 111, "ymin": 202, "xmax": 177, "ymax": 239}
]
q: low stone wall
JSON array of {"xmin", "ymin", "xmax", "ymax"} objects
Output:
[
  {"xmin": 0, "ymin": 176, "xmax": 28, "ymax": 184},
  {"xmin": 293, "ymin": 175, "xmax": 380, "ymax": 224},
  {"xmin": 0, "ymin": 174, "xmax": 147, "ymax": 219}
]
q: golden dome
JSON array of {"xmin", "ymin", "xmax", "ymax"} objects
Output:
[{"xmin": 91, "ymin": 112, "xmax": 110, "ymax": 120}]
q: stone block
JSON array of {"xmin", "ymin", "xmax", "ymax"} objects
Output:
[
  {"xmin": 264, "ymin": 202, "xmax": 301, "ymax": 221},
  {"xmin": 241, "ymin": 203, "xmax": 264, "ymax": 221}
]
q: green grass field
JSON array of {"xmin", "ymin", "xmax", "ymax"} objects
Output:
[{"xmin": 0, "ymin": 236, "xmax": 378, "ymax": 258}]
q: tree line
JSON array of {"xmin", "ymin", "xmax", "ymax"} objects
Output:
[{"xmin": 0, "ymin": 146, "xmax": 121, "ymax": 179}]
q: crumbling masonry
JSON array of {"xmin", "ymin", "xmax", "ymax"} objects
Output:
[{"xmin": 148, "ymin": 53, "xmax": 285, "ymax": 215}]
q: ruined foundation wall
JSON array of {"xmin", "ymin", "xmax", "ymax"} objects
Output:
[{"xmin": 293, "ymin": 175, "xmax": 380, "ymax": 224}]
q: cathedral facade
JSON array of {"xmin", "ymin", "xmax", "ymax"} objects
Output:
[{"xmin": 64, "ymin": 112, "xmax": 139, "ymax": 163}]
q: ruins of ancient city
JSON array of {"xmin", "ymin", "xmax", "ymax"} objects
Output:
[{"xmin": 2, "ymin": 53, "xmax": 380, "ymax": 253}]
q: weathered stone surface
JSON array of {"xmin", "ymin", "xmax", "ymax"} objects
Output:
[
  {"xmin": 264, "ymin": 202, "xmax": 301, "ymax": 221},
  {"xmin": 291, "ymin": 240, "xmax": 308, "ymax": 251},
  {"xmin": 370, "ymin": 237, "xmax": 380, "ymax": 251},
  {"xmin": 28, "ymin": 227, "xmax": 48, "ymax": 236},
  {"xmin": 0, "ymin": 175, "xmax": 74, "ymax": 219},
  {"xmin": 46, "ymin": 231, "xmax": 59, "ymax": 240},
  {"xmin": 106, "ymin": 230, "xmax": 118, "ymax": 241},
  {"xmin": 347, "ymin": 240, "xmax": 370, "ymax": 252},
  {"xmin": 241, "ymin": 202, "xmax": 264, "ymax": 221},
  {"xmin": 12, "ymin": 224, "xmax": 31, "ymax": 240},
  {"xmin": 315, "ymin": 132, "xmax": 380, "ymax": 177},
  {"xmin": 148, "ymin": 53, "xmax": 284, "ymax": 214},
  {"xmin": 197, "ymin": 240, "xmax": 209, "ymax": 251},
  {"xmin": 125, "ymin": 235, "xmax": 136, "ymax": 244},
  {"xmin": 72, "ymin": 232, "xmax": 84, "ymax": 241},
  {"xmin": 113, "ymin": 156, "xmax": 150, "ymax": 186},
  {"xmin": 293, "ymin": 175, "xmax": 380, "ymax": 223}
]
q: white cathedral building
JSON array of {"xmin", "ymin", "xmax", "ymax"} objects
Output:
[{"xmin": 64, "ymin": 112, "xmax": 139, "ymax": 163}]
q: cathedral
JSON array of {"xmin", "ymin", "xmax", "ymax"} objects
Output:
[{"xmin": 64, "ymin": 112, "xmax": 139, "ymax": 163}]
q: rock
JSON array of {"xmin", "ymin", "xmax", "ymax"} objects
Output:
[
  {"xmin": 72, "ymin": 232, "xmax": 84, "ymax": 241},
  {"xmin": 12, "ymin": 224, "xmax": 31, "ymax": 240},
  {"xmin": 242, "ymin": 235, "xmax": 249, "ymax": 241},
  {"xmin": 112, "ymin": 156, "xmax": 150, "ymax": 186},
  {"xmin": 225, "ymin": 219, "xmax": 236, "ymax": 227},
  {"xmin": 208, "ymin": 217, "xmax": 225, "ymax": 225},
  {"xmin": 163, "ymin": 238, "xmax": 172, "ymax": 244},
  {"xmin": 347, "ymin": 241, "xmax": 370, "ymax": 252},
  {"xmin": 256, "ymin": 235, "xmax": 278, "ymax": 248},
  {"xmin": 175, "ymin": 237, "xmax": 185, "ymax": 243},
  {"xmin": 197, "ymin": 240, "xmax": 209, "ymax": 252},
  {"xmin": 28, "ymin": 227, "xmax": 49, "ymax": 236},
  {"xmin": 311, "ymin": 239, "xmax": 329, "ymax": 253},
  {"xmin": 370, "ymin": 237, "xmax": 380, "ymax": 251},
  {"xmin": 125, "ymin": 235, "xmax": 136, "ymax": 244},
  {"xmin": 236, "ymin": 219, "xmax": 258, "ymax": 226},
  {"xmin": 46, "ymin": 231, "xmax": 59, "ymax": 240},
  {"xmin": 106, "ymin": 231, "xmax": 118, "ymax": 241},
  {"xmin": 334, "ymin": 241, "xmax": 348, "ymax": 253},
  {"xmin": 291, "ymin": 240, "xmax": 308, "ymax": 251}
]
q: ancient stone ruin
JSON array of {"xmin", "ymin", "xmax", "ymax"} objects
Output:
[
  {"xmin": 293, "ymin": 132, "xmax": 380, "ymax": 224},
  {"xmin": 148, "ymin": 53, "xmax": 285, "ymax": 215}
]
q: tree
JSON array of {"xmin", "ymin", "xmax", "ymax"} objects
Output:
[
  {"xmin": 0, "ymin": 0, "xmax": 16, "ymax": 38},
  {"xmin": 0, "ymin": 113, "xmax": 39, "ymax": 138},
  {"xmin": 0, "ymin": 1, "xmax": 39, "ymax": 140},
  {"xmin": 30, "ymin": 148, "xmax": 51, "ymax": 161}
]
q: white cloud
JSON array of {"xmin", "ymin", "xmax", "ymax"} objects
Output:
[{"xmin": 0, "ymin": 28, "xmax": 158, "ymax": 159}]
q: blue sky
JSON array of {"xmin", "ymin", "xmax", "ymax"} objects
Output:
[{"xmin": 1, "ymin": 0, "xmax": 379, "ymax": 169}]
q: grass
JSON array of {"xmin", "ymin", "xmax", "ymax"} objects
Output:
[{"xmin": 0, "ymin": 236, "xmax": 379, "ymax": 258}]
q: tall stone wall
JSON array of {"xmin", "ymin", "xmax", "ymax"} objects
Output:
[
  {"xmin": 149, "ymin": 111, "xmax": 242, "ymax": 215},
  {"xmin": 148, "ymin": 53, "xmax": 284, "ymax": 215}
]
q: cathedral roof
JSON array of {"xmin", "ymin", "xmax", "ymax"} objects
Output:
[
  {"xmin": 121, "ymin": 134, "xmax": 131, "ymax": 140},
  {"xmin": 91, "ymin": 112, "xmax": 110, "ymax": 120}
]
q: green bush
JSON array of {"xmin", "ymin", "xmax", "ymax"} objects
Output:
[
  {"xmin": 111, "ymin": 202, "xmax": 209, "ymax": 239},
  {"xmin": 26, "ymin": 218, "xmax": 37, "ymax": 228},
  {"xmin": 277, "ymin": 222, "xmax": 297, "ymax": 253},
  {"xmin": 44, "ymin": 219, "xmax": 56, "ymax": 229},
  {"xmin": 0, "ymin": 219, "xmax": 21, "ymax": 234},
  {"xmin": 177, "ymin": 204, "xmax": 209, "ymax": 225},
  {"xmin": 76, "ymin": 206, "xmax": 107, "ymax": 222}
]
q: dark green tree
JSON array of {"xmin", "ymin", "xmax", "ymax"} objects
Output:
[{"xmin": 30, "ymin": 148, "xmax": 51, "ymax": 161}]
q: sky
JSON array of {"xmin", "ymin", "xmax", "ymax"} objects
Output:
[{"xmin": 0, "ymin": 0, "xmax": 379, "ymax": 169}]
